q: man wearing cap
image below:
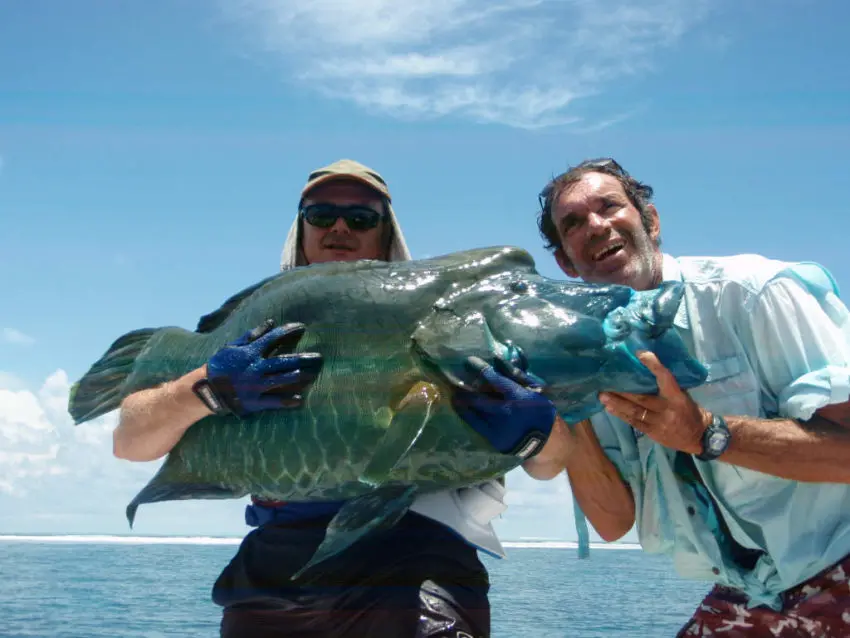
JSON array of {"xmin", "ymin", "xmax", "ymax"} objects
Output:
[{"xmin": 112, "ymin": 159, "xmax": 567, "ymax": 637}]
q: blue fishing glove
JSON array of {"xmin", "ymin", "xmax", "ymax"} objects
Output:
[
  {"xmin": 451, "ymin": 356, "xmax": 556, "ymax": 459},
  {"xmin": 192, "ymin": 319, "xmax": 323, "ymax": 417}
]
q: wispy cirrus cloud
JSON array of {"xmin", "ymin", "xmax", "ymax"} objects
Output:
[
  {"xmin": 225, "ymin": 0, "xmax": 714, "ymax": 129},
  {"xmin": 1, "ymin": 328, "xmax": 36, "ymax": 346}
]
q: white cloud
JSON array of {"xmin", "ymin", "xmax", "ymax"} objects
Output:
[
  {"xmin": 0, "ymin": 371, "xmax": 247, "ymax": 536},
  {"xmin": 0, "ymin": 371, "xmax": 146, "ymax": 497},
  {"xmin": 0, "ymin": 372, "xmax": 27, "ymax": 391},
  {"xmin": 225, "ymin": 0, "xmax": 714, "ymax": 128},
  {"xmin": 505, "ymin": 468, "xmax": 572, "ymax": 508},
  {"xmin": 0, "ymin": 370, "xmax": 165, "ymax": 532},
  {"xmin": 1, "ymin": 328, "xmax": 36, "ymax": 346}
]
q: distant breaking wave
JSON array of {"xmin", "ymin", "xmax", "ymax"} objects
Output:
[
  {"xmin": 0, "ymin": 535, "xmax": 244, "ymax": 545},
  {"xmin": 0, "ymin": 535, "xmax": 642, "ymax": 550}
]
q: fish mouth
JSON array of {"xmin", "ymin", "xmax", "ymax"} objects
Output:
[{"xmin": 591, "ymin": 241, "xmax": 625, "ymax": 263}]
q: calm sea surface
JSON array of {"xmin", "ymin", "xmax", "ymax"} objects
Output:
[{"xmin": 0, "ymin": 538, "xmax": 710, "ymax": 637}]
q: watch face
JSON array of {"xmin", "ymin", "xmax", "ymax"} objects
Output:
[{"xmin": 708, "ymin": 430, "xmax": 728, "ymax": 453}]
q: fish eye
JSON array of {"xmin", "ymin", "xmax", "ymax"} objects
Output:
[{"xmin": 510, "ymin": 280, "xmax": 529, "ymax": 294}]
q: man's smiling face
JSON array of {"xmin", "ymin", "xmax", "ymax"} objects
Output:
[
  {"xmin": 300, "ymin": 180, "xmax": 387, "ymax": 265},
  {"xmin": 551, "ymin": 172, "xmax": 662, "ymax": 291}
]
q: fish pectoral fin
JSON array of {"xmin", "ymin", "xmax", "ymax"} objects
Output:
[
  {"xmin": 411, "ymin": 310, "xmax": 494, "ymax": 392},
  {"xmin": 291, "ymin": 484, "xmax": 418, "ymax": 581},
  {"xmin": 359, "ymin": 381, "xmax": 441, "ymax": 488}
]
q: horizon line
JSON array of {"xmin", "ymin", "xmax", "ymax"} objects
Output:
[{"xmin": 0, "ymin": 534, "xmax": 642, "ymax": 549}]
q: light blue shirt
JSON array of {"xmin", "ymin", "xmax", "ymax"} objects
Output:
[{"xmin": 585, "ymin": 253, "xmax": 850, "ymax": 610}]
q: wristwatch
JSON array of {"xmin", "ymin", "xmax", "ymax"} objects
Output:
[{"xmin": 696, "ymin": 413, "xmax": 731, "ymax": 461}]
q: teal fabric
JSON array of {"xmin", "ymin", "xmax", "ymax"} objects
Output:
[{"xmin": 581, "ymin": 253, "xmax": 850, "ymax": 610}]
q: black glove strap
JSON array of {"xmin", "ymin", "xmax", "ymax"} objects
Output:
[
  {"xmin": 511, "ymin": 430, "xmax": 548, "ymax": 460},
  {"xmin": 192, "ymin": 378, "xmax": 233, "ymax": 416}
]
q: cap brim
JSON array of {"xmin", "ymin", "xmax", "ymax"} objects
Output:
[{"xmin": 301, "ymin": 173, "xmax": 390, "ymax": 201}]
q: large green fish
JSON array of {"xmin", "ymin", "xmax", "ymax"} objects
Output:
[{"xmin": 69, "ymin": 246, "xmax": 706, "ymax": 577}]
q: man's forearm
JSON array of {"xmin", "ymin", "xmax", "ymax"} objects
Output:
[
  {"xmin": 113, "ymin": 366, "xmax": 211, "ymax": 462},
  {"xmin": 522, "ymin": 416, "xmax": 571, "ymax": 480},
  {"xmin": 563, "ymin": 419, "xmax": 635, "ymax": 542},
  {"xmin": 720, "ymin": 405, "xmax": 850, "ymax": 483},
  {"xmin": 523, "ymin": 416, "xmax": 635, "ymax": 540}
]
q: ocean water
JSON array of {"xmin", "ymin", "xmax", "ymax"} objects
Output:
[{"xmin": 0, "ymin": 537, "xmax": 710, "ymax": 637}]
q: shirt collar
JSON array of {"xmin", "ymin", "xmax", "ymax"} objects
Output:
[
  {"xmin": 660, "ymin": 253, "xmax": 690, "ymax": 330},
  {"xmin": 662, "ymin": 252, "xmax": 683, "ymax": 283}
]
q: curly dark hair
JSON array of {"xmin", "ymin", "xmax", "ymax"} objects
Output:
[{"xmin": 536, "ymin": 158, "xmax": 660, "ymax": 253}]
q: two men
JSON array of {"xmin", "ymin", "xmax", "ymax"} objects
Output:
[
  {"xmin": 537, "ymin": 157, "xmax": 850, "ymax": 636},
  {"xmin": 113, "ymin": 153, "xmax": 849, "ymax": 636},
  {"xmin": 113, "ymin": 159, "xmax": 567, "ymax": 637}
]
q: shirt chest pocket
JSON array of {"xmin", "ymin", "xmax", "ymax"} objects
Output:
[{"xmin": 686, "ymin": 354, "xmax": 761, "ymax": 416}]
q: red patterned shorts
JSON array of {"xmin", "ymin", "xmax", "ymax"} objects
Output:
[{"xmin": 677, "ymin": 554, "xmax": 850, "ymax": 637}]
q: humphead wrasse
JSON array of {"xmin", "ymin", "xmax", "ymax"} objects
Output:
[{"xmin": 69, "ymin": 246, "xmax": 707, "ymax": 577}]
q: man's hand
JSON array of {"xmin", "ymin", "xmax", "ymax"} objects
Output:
[
  {"xmin": 201, "ymin": 320, "xmax": 323, "ymax": 417},
  {"xmin": 598, "ymin": 351, "xmax": 710, "ymax": 454},
  {"xmin": 451, "ymin": 356, "xmax": 557, "ymax": 459}
]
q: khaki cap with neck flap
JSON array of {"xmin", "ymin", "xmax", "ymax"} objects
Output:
[{"xmin": 300, "ymin": 158, "xmax": 391, "ymax": 202}]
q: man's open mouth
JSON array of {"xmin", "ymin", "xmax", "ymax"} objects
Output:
[{"xmin": 592, "ymin": 242, "xmax": 624, "ymax": 262}]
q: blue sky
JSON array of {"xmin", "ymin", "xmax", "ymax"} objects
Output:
[{"xmin": 1, "ymin": 0, "xmax": 848, "ymax": 542}]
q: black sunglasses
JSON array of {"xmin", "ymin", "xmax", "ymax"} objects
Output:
[
  {"xmin": 538, "ymin": 157, "xmax": 628, "ymax": 211},
  {"xmin": 300, "ymin": 203, "xmax": 385, "ymax": 231}
]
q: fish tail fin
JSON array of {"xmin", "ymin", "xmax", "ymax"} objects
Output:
[
  {"xmin": 648, "ymin": 280, "xmax": 685, "ymax": 335},
  {"xmin": 603, "ymin": 282, "xmax": 683, "ymax": 346},
  {"xmin": 651, "ymin": 330, "xmax": 709, "ymax": 389},
  {"xmin": 626, "ymin": 280, "xmax": 684, "ymax": 338},
  {"xmin": 68, "ymin": 328, "xmax": 161, "ymax": 425},
  {"xmin": 645, "ymin": 281, "xmax": 708, "ymax": 388},
  {"xmin": 602, "ymin": 282, "xmax": 707, "ymax": 391}
]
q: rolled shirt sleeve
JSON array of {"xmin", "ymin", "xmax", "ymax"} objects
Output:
[{"xmin": 738, "ymin": 262, "xmax": 850, "ymax": 421}]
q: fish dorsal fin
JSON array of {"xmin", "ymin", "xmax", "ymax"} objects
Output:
[{"xmin": 196, "ymin": 273, "xmax": 283, "ymax": 334}]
